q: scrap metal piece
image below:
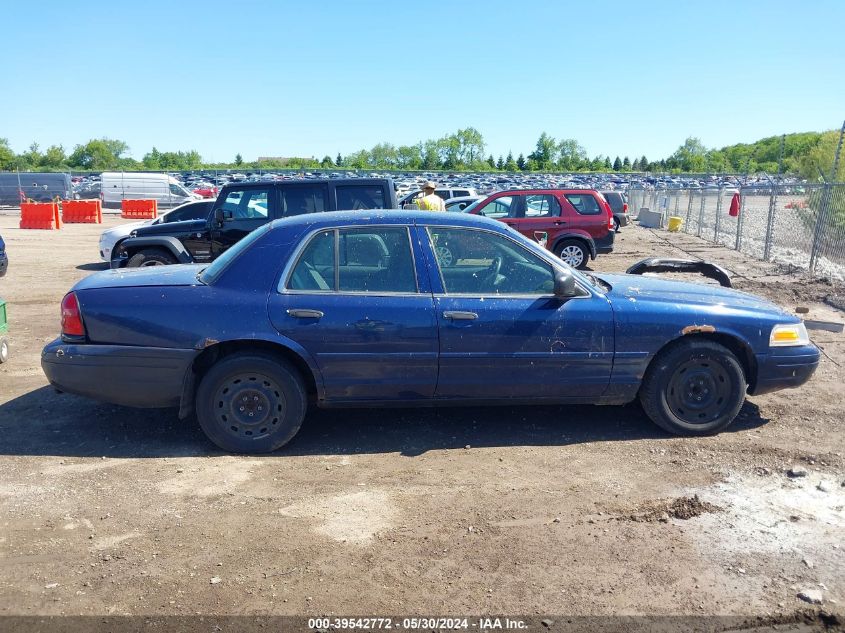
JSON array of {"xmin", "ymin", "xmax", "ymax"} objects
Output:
[{"xmin": 626, "ymin": 258, "xmax": 732, "ymax": 288}]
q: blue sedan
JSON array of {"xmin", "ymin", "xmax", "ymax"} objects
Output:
[{"xmin": 42, "ymin": 211, "xmax": 819, "ymax": 453}]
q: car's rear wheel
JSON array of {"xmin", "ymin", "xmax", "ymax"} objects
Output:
[
  {"xmin": 554, "ymin": 239, "xmax": 588, "ymax": 269},
  {"xmin": 639, "ymin": 340, "xmax": 746, "ymax": 436},
  {"xmin": 127, "ymin": 248, "xmax": 178, "ymax": 267},
  {"xmin": 195, "ymin": 352, "xmax": 307, "ymax": 453},
  {"xmin": 613, "ymin": 217, "xmax": 620, "ymax": 232}
]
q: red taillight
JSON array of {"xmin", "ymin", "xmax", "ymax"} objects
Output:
[
  {"xmin": 622, "ymin": 202, "xmax": 628, "ymax": 213},
  {"xmin": 61, "ymin": 292, "xmax": 85, "ymax": 337}
]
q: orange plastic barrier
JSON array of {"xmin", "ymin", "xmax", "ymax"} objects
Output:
[
  {"xmin": 62, "ymin": 199, "xmax": 102, "ymax": 224},
  {"xmin": 121, "ymin": 199, "xmax": 158, "ymax": 219},
  {"xmin": 20, "ymin": 202, "xmax": 62, "ymax": 230}
]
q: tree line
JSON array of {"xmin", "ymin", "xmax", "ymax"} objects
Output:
[{"xmin": 0, "ymin": 128, "xmax": 841, "ymax": 181}]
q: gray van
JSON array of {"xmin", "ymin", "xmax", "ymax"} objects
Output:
[{"xmin": 0, "ymin": 173, "xmax": 71, "ymax": 206}]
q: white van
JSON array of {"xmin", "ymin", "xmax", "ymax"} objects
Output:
[{"xmin": 100, "ymin": 172, "xmax": 201, "ymax": 210}]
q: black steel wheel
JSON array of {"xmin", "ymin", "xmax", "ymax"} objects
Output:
[
  {"xmin": 639, "ymin": 340, "xmax": 746, "ymax": 435},
  {"xmin": 196, "ymin": 353, "xmax": 307, "ymax": 453}
]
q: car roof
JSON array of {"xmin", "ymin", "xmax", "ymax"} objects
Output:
[
  {"xmin": 268, "ymin": 209, "xmax": 507, "ymax": 232},
  {"xmin": 220, "ymin": 177, "xmax": 392, "ymax": 188}
]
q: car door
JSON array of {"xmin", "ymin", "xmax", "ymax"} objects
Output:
[
  {"xmin": 208, "ymin": 186, "xmax": 273, "ymax": 260},
  {"xmin": 510, "ymin": 193, "xmax": 566, "ymax": 245},
  {"xmin": 422, "ymin": 225, "xmax": 614, "ymax": 400},
  {"xmin": 269, "ymin": 225, "xmax": 438, "ymax": 402}
]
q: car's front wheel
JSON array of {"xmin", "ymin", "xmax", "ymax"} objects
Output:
[
  {"xmin": 195, "ymin": 352, "xmax": 307, "ymax": 453},
  {"xmin": 126, "ymin": 248, "xmax": 178, "ymax": 267},
  {"xmin": 639, "ymin": 340, "xmax": 746, "ymax": 436},
  {"xmin": 554, "ymin": 239, "xmax": 588, "ymax": 269}
]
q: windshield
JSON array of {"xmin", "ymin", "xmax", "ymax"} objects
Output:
[
  {"xmin": 198, "ymin": 221, "xmax": 274, "ymax": 285},
  {"xmin": 460, "ymin": 199, "xmax": 483, "ymax": 213}
]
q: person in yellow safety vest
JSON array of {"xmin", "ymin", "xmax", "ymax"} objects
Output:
[{"xmin": 416, "ymin": 181, "xmax": 446, "ymax": 211}]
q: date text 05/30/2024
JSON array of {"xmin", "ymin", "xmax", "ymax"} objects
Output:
[{"xmin": 307, "ymin": 617, "xmax": 529, "ymax": 630}]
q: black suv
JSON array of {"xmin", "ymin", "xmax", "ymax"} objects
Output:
[{"xmin": 112, "ymin": 178, "xmax": 398, "ymax": 268}]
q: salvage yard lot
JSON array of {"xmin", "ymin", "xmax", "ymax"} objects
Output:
[{"xmin": 0, "ymin": 215, "xmax": 843, "ymax": 618}]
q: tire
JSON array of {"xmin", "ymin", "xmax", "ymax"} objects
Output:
[
  {"xmin": 195, "ymin": 352, "xmax": 307, "ymax": 453},
  {"xmin": 0, "ymin": 338, "xmax": 8, "ymax": 363},
  {"xmin": 126, "ymin": 248, "xmax": 178, "ymax": 268},
  {"xmin": 639, "ymin": 340, "xmax": 746, "ymax": 436},
  {"xmin": 554, "ymin": 239, "xmax": 589, "ymax": 269}
]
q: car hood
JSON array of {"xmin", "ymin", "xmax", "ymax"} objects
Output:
[
  {"xmin": 73, "ymin": 264, "xmax": 206, "ymax": 291},
  {"xmin": 598, "ymin": 273, "xmax": 789, "ymax": 316},
  {"xmin": 134, "ymin": 218, "xmax": 206, "ymax": 236},
  {"xmin": 101, "ymin": 220, "xmax": 149, "ymax": 237}
]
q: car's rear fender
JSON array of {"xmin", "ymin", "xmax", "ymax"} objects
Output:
[
  {"xmin": 179, "ymin": 337, "xmax": 325, "ymax": 419},
  {"xmin": 550, "ymin": 231, "xmax": 596, "ymax": 260},
  {"xmin": 110, "ymin": 236, "xmax": 193, "ymax": 269}
]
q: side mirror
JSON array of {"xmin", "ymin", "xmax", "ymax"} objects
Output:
[{"xmin": 553, "ymin": 269, "xmax": 578, "ymax": 298}]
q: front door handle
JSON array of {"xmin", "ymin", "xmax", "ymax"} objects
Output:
[
  {"xmin": 443, "ymin": 311, "xmax": 478, "ymax": 321},
  {"xmin": 287, "ymin": 309, "xmax": 324, "ymax": 319},
  {"xmin": 554, "ymin": 221, "xmax": 566, "ymax": 225}
]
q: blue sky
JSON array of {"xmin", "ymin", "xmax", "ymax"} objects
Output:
[{"xmin": 1, "ymin": 0, "xmax": 843, "ymax": 164}]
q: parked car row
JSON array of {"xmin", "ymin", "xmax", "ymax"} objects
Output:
[{"xmin": 101, "ymin": 177, "xmax": 618, "ymax": 271}]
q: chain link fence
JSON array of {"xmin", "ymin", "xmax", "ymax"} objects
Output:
[{"xmin": 627, "ymin": 184, "xmax": 845, "ymax": 281}]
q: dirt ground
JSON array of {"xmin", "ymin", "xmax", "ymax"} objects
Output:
[{"xmin": 0, "ymin": 213, "xmax": 843, "ymax": 625}]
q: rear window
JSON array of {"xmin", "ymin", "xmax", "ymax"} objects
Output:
[
  {"xmin": 565, "ymin": 193, "xmax": 602, "ymax": 215},
  {"xmin": 199, "ymin": 222, "xmax": 274, "ymax": 285},
  {"xmin": 336, "ymin": 185, "xmax": 386, "ymax": 210}
]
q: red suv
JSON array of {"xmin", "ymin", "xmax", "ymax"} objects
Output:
[{"xmin": 468, "ymin": 189, "xmax": 614, "ymax": 268}]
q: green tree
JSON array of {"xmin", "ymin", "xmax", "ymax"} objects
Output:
[
  {"xmin": 612, "ymin": 156, "xmax": 622, "ymax": 171},
  {"xmin": 68, "ymin": 138, "xmax": 130, "ymax": 170},
  {"xmin": 20, "ymin": 143, "xmax": 42, "ymax": 169},
  {"xmin": 0, "ymin": 138, "xmax": 14, "ymax": 170},
  {"xmin": 528, "ymin": 132, "xmax": 557, "ymax": 170},
  {"xmin": 632, "ymin": 157, "xmax": 641, "ymax": 171},
  {"xmin": 669, "ymin": 137, "xmax": 708, "ymax": 172},
  {"xmin": 487, "ymin": 154, "xmax": 496, "ymax": 169},
  {"xmin": 603, "ymin": 157, "xmax": 612, "ymax": 170},
  {"xmin": 41, "ymin": 145, "xmax": 67, "ymax": 169},
  {"xmin": 799, "ymin": 130, "xmax": 845, "ymax": 182},
  {"xmin": 496, "ymin": 155, "xmax": 504, "ymax": 170},
  {"xmin": 336, "ymin": 153, "xmax": 343, "ymax": 167},
  {"xmin": 504, "ymin": 151, "xmax": 517, "ymax": 171},
  {"xmin": 234, "ymin": 153, "xmax": 243, "ymax": 166},
  {"xmin": 639, "ymin": 156, "xmax": 648, "ymax": 172},
  {"xmin": 516, "ymin": 153, "xmax": 527, "ymax": 171},
  {"xmin": 320, "ymin": 155, "xmax": 333, "ymax": 168},
  {"xmin": 622, "ymin": 156, "xmax": 631, "ymax": 170},
  {"xmin": 557, "ymin": 138, "xmax": 587, "ymax": 170}
]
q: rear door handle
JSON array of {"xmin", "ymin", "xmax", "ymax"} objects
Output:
[
  {"xmin": 554, "ymin": 221, "xmax": 566, "ymax": 225},
  {"xmin": 287, "ymin": 309, "xmax": 324, "ymax": 319},
  {"xmin": 443, "ymin": 311, "xmax": 478, "ymax": 320}
]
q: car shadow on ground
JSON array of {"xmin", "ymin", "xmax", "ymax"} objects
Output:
[
  {"xmin": 0, "ymin": 386, "xmax": 770, "ymax": 458},
  {"xmin": 76, "ymin": 262, "xmax": 109, "ymax": 271}
]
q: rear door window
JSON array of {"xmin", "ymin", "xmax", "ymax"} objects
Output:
[
  {"xmin": 523, "ymin": 194, "xmax": 560, "ymax": 217},
  {"xmin": 280, "ymin": 184, "xmax": 328, "ymax": 217},
  {"xmin": 336, "ymin": 185, "xmax": 386, "ymax": 210},
  {"xmin": 564, "ymin": 193, "xmax": 602, "ymax": 215}
]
